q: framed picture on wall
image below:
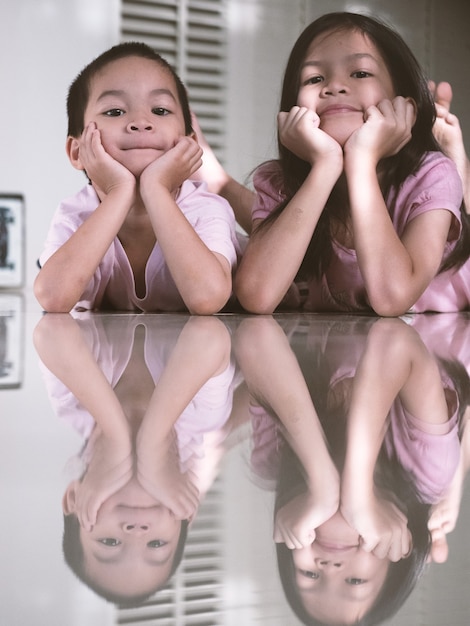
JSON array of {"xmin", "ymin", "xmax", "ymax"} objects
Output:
[
  {"xmin": 0, "ymin": 293, "xmax": 24, "ymax": 389},
  {"xmin": 0, "ymin": 194, "xmax": 25, "ymax": 288}
]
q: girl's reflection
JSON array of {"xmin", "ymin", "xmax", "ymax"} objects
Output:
[
  {"xmin": 34, "ymin": 313, "xmax": 237, "ymax": 605},
  {"xmin": 234, "ymin": 316, "xmax": 462, "ymax": 625}
]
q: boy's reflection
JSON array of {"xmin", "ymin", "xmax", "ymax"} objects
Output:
[
  {"xmin": 234, "ymin": 316, "xmax": 463, "ymax": 625},
  {"xmin": 34, "ymin": 313, "xmax": 236, "ymax": 605}
]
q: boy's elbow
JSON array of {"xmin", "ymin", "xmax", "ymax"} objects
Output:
[
  {"xmin": 186, "ymin": 282, "xmax": 232, "ymax": 315},
  {"xmin": 34, "ymin": 280, "xmax": 73, "ymax": 313}
]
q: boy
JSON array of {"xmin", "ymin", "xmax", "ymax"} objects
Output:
[{"xmin": 35, "ymin": 42, "xmax": 240, "ymax": 314}]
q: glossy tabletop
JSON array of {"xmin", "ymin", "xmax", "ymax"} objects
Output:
[{"xmin": 1, "ymin": 292, "xmax": 469, "ymax": 626}]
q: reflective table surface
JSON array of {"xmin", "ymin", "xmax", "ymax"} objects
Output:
[{"xmin": 1, "ymin": 292, "xmax": 470, "ymax": 626}]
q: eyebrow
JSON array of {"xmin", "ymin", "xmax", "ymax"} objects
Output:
[
  {"xmin": 96, "ymin": 88, "xmax": 177, "ymax": 102},
  {"xmin": 301, "ymin": 52, "xmax": 379, "ymax": 69}
]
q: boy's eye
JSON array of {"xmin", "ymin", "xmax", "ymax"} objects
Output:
[
  {"xmin": 299, "ymin": 569, "xmax": 320, "ymax": 579},
  {"xmin": 345, "ymin": 577, "xmax": 367, "ymax": 585},
  {"xmin": 352, "ymin": 71, "xmax": 372, "ymax": 79},
  {"xmin": 152, "ymin": 107, "xmax": 170, "ymax": 116},
  {"xmin": 98, "ymin": 538, "xmax": 121, "ymax": 546},
  {"xmin": 147, "ymin": 539, "xmax": 168, "ymax": 548},
  {"xmin": 104, "ymin": 108, "xmax": 125, "ymax": 117}
]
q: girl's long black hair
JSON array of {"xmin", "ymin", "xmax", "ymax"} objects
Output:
[{"xmin": 258, "ymin": 12, "xmax": 470, "ymax": 281}]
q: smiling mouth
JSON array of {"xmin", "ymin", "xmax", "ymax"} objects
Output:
[
  {"xmin": 320, "ymin": 106, "xmax": 361, "ymax": 117},
  {"xmin": 315, "ymin": 540, "xmax": 359, "ymax": 552}
]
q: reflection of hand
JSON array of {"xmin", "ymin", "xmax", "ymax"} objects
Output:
[
  {"xmin": 75, "ymin": 429, "xmax": 133, "ymax": 531},
  {"xmin": 341, "ymin": 493, "xmax": 411, "ymax": 561},
  {"xmin": 274, "ymin": 489, "xmax": 339, "ymax": 549},
  {"xmin": 137, "ymin": 432, "xmax": 200, "ymax": 521}
]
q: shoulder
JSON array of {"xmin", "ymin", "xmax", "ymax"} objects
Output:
[
  {"xmin": 56, "ymin": 184, "xmax": 100, "ymax": 221},
  {"xmin": 177, "ymin": 179, "xmax": 235, "ymax": 217}
]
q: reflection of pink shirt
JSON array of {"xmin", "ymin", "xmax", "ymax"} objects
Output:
[
  {"xmin": 40, "ymin": 181, "xmax": 241, "ymax": 312},
  {"xmin": 39, "ymin": 315, "xmax": 237, "ymax": 473},
  {"xmin": 252, "ymin": 152, "xmax": 469, "ymax": 312}
]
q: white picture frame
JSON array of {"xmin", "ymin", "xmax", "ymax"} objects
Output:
[
  {"xmin": 0, "ymin": 194, "xmax": 25, "ymax": 288},
  {"xmin": 0, "ymin": 293, "xmax": 24, "ymax": 389}
]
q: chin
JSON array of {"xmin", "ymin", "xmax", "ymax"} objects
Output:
[{"xmin": 320, "ymin": 120, "xmax": 362, "ymax": 148}]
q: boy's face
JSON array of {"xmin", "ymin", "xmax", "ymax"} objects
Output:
[
  {"xmin": 77, "ymin": 478, "xmax": 182, "ymax": 596},
  {"xmin": 82, "ymin": 56, "xmax": 188, "ymax": 177}
]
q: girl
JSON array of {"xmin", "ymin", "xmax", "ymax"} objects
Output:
[{"xmin": 234, "ymin": 12, "xmax": 470, "ymax": 316}]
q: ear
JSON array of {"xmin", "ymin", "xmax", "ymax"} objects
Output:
[
  {"xmin": 66, "ymin": 136, "xmax": 85, "ymax": 171},
  {"xmin": 62, "ymin": 479, "xmax": 80, "ymax": 514}
]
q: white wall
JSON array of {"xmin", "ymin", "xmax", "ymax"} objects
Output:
[
  {"xmin": 1, "ymin": 0, "xmax": 469, "ymax": 290},
  {"xmin": 0, "ymin": 0, "xmax": 120, "ymax": 288}
]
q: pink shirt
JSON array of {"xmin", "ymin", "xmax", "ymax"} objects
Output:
[
  {"xmin": 40, "ymin": 180, "xmax": 241, "ymax": 312},
  {"xmin": 252, "ymin": 152, "xmax": 469, "ymax": 313}
]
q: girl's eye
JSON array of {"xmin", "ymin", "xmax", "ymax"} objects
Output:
[
  {"xmin": 352, "ymin": 71, "xmax": 372, "ymax": 79},
  {"xmin": 300, "ymin": 569, "xmax": 320, "ymax": 579},
  {"xmin": 346, "ymin": 577, "xmax": 367, "ymax": 585},
  {"xmin": 147, "ymin": 539, "xmax": 168, "ymax": 548},
  {"xmin": 152, "ymin": 107, "xmax": 170, "ymax": 116},
  {"xmin": 98, "ymin": 538, "xmax": 121, "ymax": 547},
  {"xmin": 303, "ymin": 76, "xmax": 323, "ymax": 86},
  {"xmin": 104, "ymin": 108, "xmax": 125, "ymax": 117}
]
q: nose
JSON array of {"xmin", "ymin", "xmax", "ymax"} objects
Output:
[
  {"xmin": 122, "ymin": 522, "xmax": 150, "ymax": 535},
  {"xmin": 322, "ymin": 79, "xmax": 348, "ymax": 96},
  {"xmin": 314, "ymin": 557, "xmax": 345, "ymax": 570},
  {"xmin": 127, "ymin": 117, "xmax": 154, "ymax": 132}
]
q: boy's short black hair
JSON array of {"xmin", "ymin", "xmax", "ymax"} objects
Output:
[
  {"xmin": 62, "ymin": 513, "xmax": 189, "ymax": 607},
  {"xmin": 66, "ymin": 41, "xmax": 193, "ymax": 138}
]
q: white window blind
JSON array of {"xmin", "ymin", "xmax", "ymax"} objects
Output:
[{"xmin": 120, "ymin": 0, "xmax": 227, "ymax": 161}]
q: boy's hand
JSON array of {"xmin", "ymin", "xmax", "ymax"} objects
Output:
[
  {"xmin": 75, "ymin": 430, "xmax": 133, "ymax": 531},
  {"xmin": 78, "ymin": 122, "xmax": 137, "ymax": 199},
  {"xmin": 137, "ymin": 432, "xmax": 199, "ymax": 521},
  {"xmin": 278, "ymin": 106, "xmax": 343, "ymax": 165},
  {"xmin": 140, "ymin": 135, "xmax": 203, "ymax": 195},
  {"xmin": 345, "ymin": 96, "xmax": 415, "ymax": 164}
]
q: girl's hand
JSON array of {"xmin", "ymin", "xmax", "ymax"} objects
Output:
[
  {"xmin": 341, "ymin": 493, "xmax": 412, "ymax": 561},
  {"xmin": 274, "ymin": 489, "xmax": 339, "ymax": 550},
  {"xmin": 75, "ymin": 430, "xmax": 133, "ymax": 531},
  {"xmin": 78, "ymin": 122, "xmax": 137, "ymax": 200},
  {"xmin": 140, "ymin": 135, "xmax": 203, "ymax": 196},
  {"xmin": 344, "ymin": 96, "xmax": 415, "ymax": 164},
  {"xmin": 278, "ymin": 106, "xmax": 343, "ymax": 165}
]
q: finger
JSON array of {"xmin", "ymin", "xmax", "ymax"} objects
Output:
[
  {"xmin": 434, "ymin": 81, "xmax": 453, "ymax": 111},
  {"xmin": 430, "ymin": 534, "xmax": 449, "ymax": 564}
]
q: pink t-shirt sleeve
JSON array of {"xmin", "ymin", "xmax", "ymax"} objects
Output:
[{"xmin": 252, "ymin": 161, "xmax": 285, "ymax": 222}]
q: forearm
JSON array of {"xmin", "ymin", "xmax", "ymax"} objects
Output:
[
  {"xmin": 145, "ymin": 188, "xmax": 232, "ymax": 314},
  {"xmin": 235, "ymin": 162, "xmax": 341, "ymax": 314},
  {"xmin": 218, "ymin": 177, "xmax": 255, "ymax": 234},
  {"xmin": 234, "ymin": 318, "xmax": 335, "ymax": 480},
  {"xmin": 33, "ymin": 314, "xmax": 129, "ymax": 438},
  {"xmin": 138, "ymin": 317, "xmax": 230, "ymax": 441},
  {"xmin": 34, "ymin": 188, "xmax": 133, "ymax": 312},
  {"xmin": 347, "ymin": 160, "xmax": 445, "ymax": 316}
]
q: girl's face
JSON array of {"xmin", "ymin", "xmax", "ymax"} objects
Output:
[
  {"xmin": 297, "ymin": 28, "xmax": 395, "ymax": 146},
  {"xmin": 82, "ymin": 56, "xmax": 188, "ymax": 177},
  {"xmin": 291, "ymin": 511, "xmax": 389, "ymax": 624}
]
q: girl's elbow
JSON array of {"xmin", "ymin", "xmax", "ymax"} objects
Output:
[
  {"xmin": 186, "ymin": 282, "xmax": 232, "ymax": 315},
  {"xmin": 235, "ymin": 279, "xmax": 277, "ymax": 314},
  {"xmin": 34, "ymin": 280, "xmax": 73, "ymax": 313}
]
